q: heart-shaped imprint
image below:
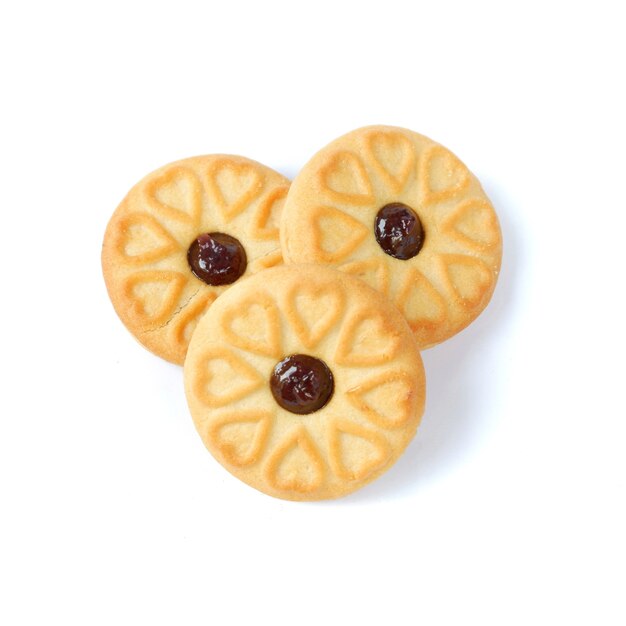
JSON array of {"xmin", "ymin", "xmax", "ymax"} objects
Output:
[
  {"xmin": 123, "ymin": 270, "xmax": 187, "ymax": 325},
  {"xmin": 366, "ymin": 130, "xmax": 416, "ymax": 193},
  {"xmin": 115, "ymin": 212, "xmax": 180, "ymax": 265},
  {"xmin": 285, "ymin": 282, "xmax": 345, "ymax": 349},
  {"xmin": 334, "ymin": 309, "xmax": 401, "ymax": 366},
  {"xmin": 442, "ymin": 198, "xmax": 500, "ymax": 251},
  {"xmin": 264, "ymin": 426, "xmax": 325, "ymax": 493},
  {"xmin": 205, "ymin": 159, "xmax": 265, "ymax": 222},
  {"xmin": 319, "ymin": 151, "xmax": 374, "ymax": 205},
  {"xmin": 219, "ymin": 293, "xmax": 282, "ymax": 358},
  {"xmin": 207, "ymin": 410, "xmax": 272, "ymax": 467},
  {"xmin": 191, "ymin": 346, "xmax": 264, "ymax": 407},
  {"xmin": 309, "ymin": 206, "xmax": 368, "ymax": 263},
  {"xmin": 395, "ymin": 267, "xmax": 447, "ymax": 337},
  {"xmin": 441, "ymin": 253, "xmax": 494, "ymax": 308},
  {"xmin": 419, "ymin": 145, "xmax": 470, "ymax": 205},
  {"xmin": 346, "ymin": 371, "xmax": 419, "ymax": 430},
  {"xmin": 144, "ymin": 166, "xmax": 202, "ymax": 225},
  {"xmin": 340, "ymin": 257, "xmax": 390, "ymax": 295},
  {"xmin": 249, "ymin": 186, "xmax": 289, "ymax": 240},
  {"xmin": 327, "ymin": 418, "xmax": 391, "ymax": 481}
]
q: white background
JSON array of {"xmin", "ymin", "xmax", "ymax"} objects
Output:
[{"xmin": 1, "ymin": 1, "xmax": 624, "ymax": 624}]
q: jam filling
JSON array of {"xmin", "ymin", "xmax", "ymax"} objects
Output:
[
  {"xmin": 374, "ymin": 203, "xmax": 425, "ymax": 260},
  {"xmin": 270, "ymin": 354, "xmax": 334, "ymax": 415},
  {"xmin": 187, "ymin": 232, "xmax": 247, "ymax": 286}
]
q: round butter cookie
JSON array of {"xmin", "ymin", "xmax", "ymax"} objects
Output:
[
  {"xmin": 184, "ymin": 265, "xmax": 425, "ymax": 501},
  {"xmin": 102, "ymin": 155, "xmax": 289, "ymax": 364},
  {"xmin": 280, "ymin": 126, "xmax": 502, "ymax": 349}
]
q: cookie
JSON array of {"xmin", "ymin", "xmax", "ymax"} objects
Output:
[
  {"xmin": 280, "ymin": 125, "xmax": 502, "ymax": 349},
  {"xmin": 184, "ymin": 265, "xmax": 426, "ymax": 501},
  {"xmin": 102, "ymin": 155, "xmax": 290, "ymax": 364}
]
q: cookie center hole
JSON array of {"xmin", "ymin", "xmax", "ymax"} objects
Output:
[
  {"xmin": 374, "ymin": 203, "xmax": 425, "ymax": 260},
  {"xmin": 270, "ymin": 354, "xmax": 334, "ymax": 415},
  {"xmin": 187, "ymin": 232, "xmax": 247, "ymax": 286}
]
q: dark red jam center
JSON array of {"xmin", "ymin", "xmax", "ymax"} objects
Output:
[
  {"xmin": 187, "ymin": 232, "xmax": 247, "ymax": 286},
  {"xmin": 374, "ymin": 203, "xmax": 425, "ymax": 260},
  {"xmin": 270, "ymin": 354, "xmax": 334, "ymax": 415}
]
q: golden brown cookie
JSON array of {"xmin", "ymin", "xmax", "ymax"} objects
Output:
[
  {"xmin": 184, "ymin": 265, "xmax": 426, "ymax": 501},
  {"xmin": 280, "ymin": 125, "xmax": 502, "ymax": 349},
  {"xmin": 102, "ymin": 155, "xmax": 290, "ymax": 364}
]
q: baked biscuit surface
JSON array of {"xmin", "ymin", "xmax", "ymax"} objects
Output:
[
  {"xmin": 281, "ymin": 126, "xmax": 502, "ymax": 348},
  {"xmin": 184, "ymin": 265, "xmax": 426, "ymax": 501},
  {"xmin": 102, "ymin": 155, "xmax": 289, "ymax": 364}
]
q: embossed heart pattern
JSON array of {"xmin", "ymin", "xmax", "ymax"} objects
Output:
[
  {"xmin": 102, "ymin": 125, "xmax": 501, "ymax": 499},
  {"xmin": 183, "ymin": 265, "xmax": 427, "ymax": 500},
  {"xmin": 281, "ymin": 125, "xmax": 502, "ymax": 349}
]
